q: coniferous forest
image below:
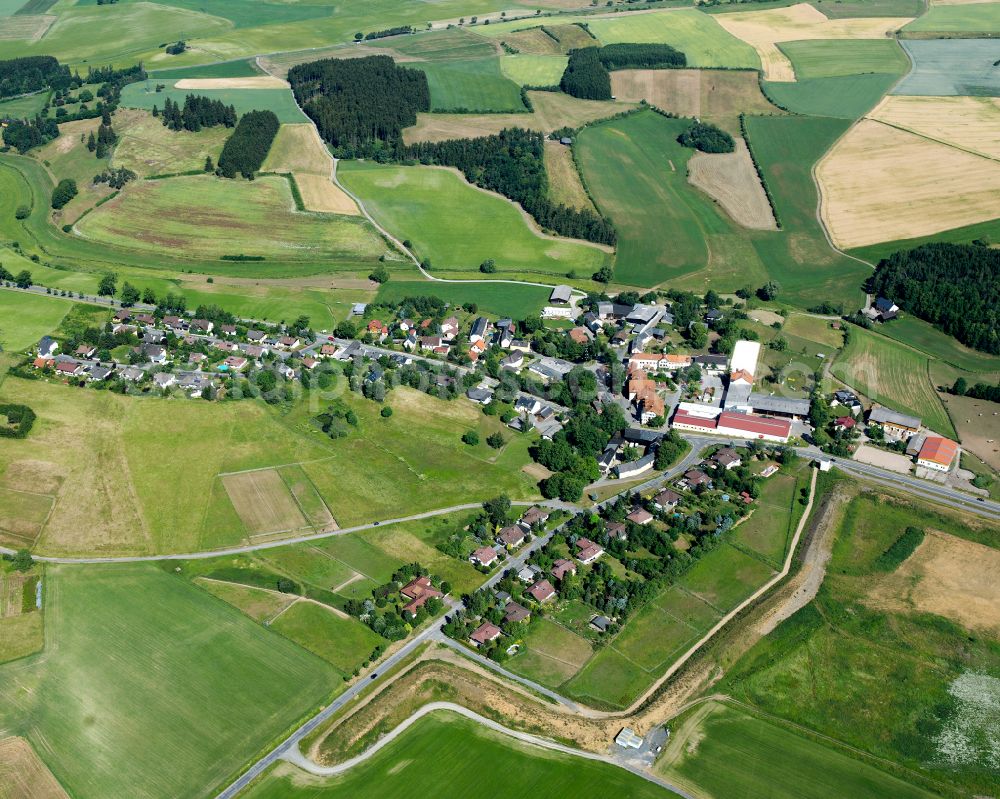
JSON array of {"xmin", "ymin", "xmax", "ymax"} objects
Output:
[
  {"xmin": 0, "ymin": 56, "xmax": 72, "ymax": 98},
  {"xmin": 560, "ymin": 43, "xmax": 687, "ymax": 100},
  {"xmin": 870, "ymin": 242, "xmax": 1000, "ymax": 354},
  {"xmin": 158, "ymin": 95, "xmax": 237, "ymax": 132},
  {"xmin": 288, "ymin": 56, "xmax": 430, "ymax": 153},
  {"xmin": 217, "ymin": 110, "xmax": 280, "ymax": 179}
]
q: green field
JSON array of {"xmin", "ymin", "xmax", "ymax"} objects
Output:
[
  {"xmin": 731, "ymin": 468, "xmax": 807, "ymax": 568},
  {"xmin": 500, "ymin": 54, "xmax": 568, "ymax": 86},
  {"xmin": 763, "ymin": 73, "xmax": 902, "ymax": 120},
  {"xmin": 338, "ymin": 160, "xmax": 609, "ymax": 279},
  {"xmin": 679, "ymin": 543, "xmax": 775, "ymax": 613},
  {"xmin": 245, "ymin": 710, "xmax": 670, "ymax": 799},
  {"xmin": 270, "ymin": 601, "xmax": 382, "ymax": 674},
  {"xmin": 0, "ymin": 563, "xmax": 337, "ymax": 799},
  {"xmin": 832, "ymin": 325, "xmax": 956, "ymax": 437},
  {"xmin": 811, "ymin": 0, "xmax": 925, "ymax": 17},
  {"xmin": 375, "ymin": 279, "xmax": 548, "ymax": 318},
  {"xmin": 903, "ymin": 2, "xmax": 1000, "ymax": 32},
  {"xmin": 0, "ymin": 291, "xmax": 72, "ymax": 351},
  {"xmin": 575, "ymin": 111, "xmax": 867, "ymax": 306},
  {"xmin": 778, "ymin": 39, "xmax": 909, "ymax": 79},
  {"xmin": 120, "ymin": 80, "xmax": 307, "ymax": 123},
  {"xmin": 659, "ymin": 701, "xmax": 942, "ymax": 799},
  {"xmin": 877, "ymin": 315, "xmax": 1000, "ymax": 376},
  {"xmin": 149, "ymin": 58, "xmax": 263, "ymax": 80},
  {"xmin": 0, "ymin": 90, "xmax": 49, "ymax": 119},
  {"xmin": 850, "ymin": 217, "xmax": 1000, "ymax": 265},
  {"xmin": 76, "ymin": 175, "xmax": 385, "ymax": 262},
  {"xmin": 414, "ymin": 57, "xmax": 526, "ymax": 112},
  {"xmin": 136, "ymin": 0, "xmax": 331, "ymax": 29},
  {"xmin": 384, "ymin": 26, "xmax": 499, "ymax": 61},
  {"xmin": 723, "ymin": 489, "xmax": 1000, "ymax": 798}
]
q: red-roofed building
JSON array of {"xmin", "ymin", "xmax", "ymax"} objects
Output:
[
  {"xmin": 834, "ymin": 416, "xmax": 856, "ymax": 431},
  {"xmin": 497, "ymin": 525, "xmax": 526, "ymax": 549},
  {"xmin": 551, "ymin": 559, "xmax": 576, "ymax": 581},
  {"xmin": 504, "ymin": 602, "xmax": 531, "ymax": 624},
  {"xmin": 471, "ymin": 547, "xmax": 498, "ymax": 568},
  {"xmin": 575, "ymin": 537, "xmax": 604, "ymax": 564},
  {"xmin": 527, "ymin": 579, "xmax": 556, "ymax": 603},
  {"xmin": 716, "ymin": 412, "xmax": 791, "ymax": 443},
  {"xmin": 470, "ymin": 622, "xmax": 503, "ymax": 647},
  {"xmin": 917, "ymin": 436, "xmax": 959, "ymax": 472},
  {"xmin": 33, "ymin": 357, "xmax": 54, "ymax": 370},
  {"xmin": 627, "ymin": 508, "xmax": 653, "ymax": 525},
  {"xmin": 56, "ymin": 361, "xmax": 82, "ymax": 376},
  {"xmin": 671, "ymin": 408, "xmax": 719, "ymax": 433},
  {"xmin": 399, "ymin": 576, "xmax": 443, "ymax": 617}
]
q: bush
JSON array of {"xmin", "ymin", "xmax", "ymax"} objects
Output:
[
  {"xmin": 15, "ymin": 205, "xmax": 29, "ymax": 219},
  {"xmin": 0, "ymin": 404, "xmax": 36, "ymax": 439},
  {"xmin": 462, "ymin": 430, "xmax": 480, "ymax": 446},
  {"xmin": 51, "ymin": 178, "xmax": 78, "ymax": 209},
  {"xmin": 874, "ymin": 527, "xmax": 925, "ymax": 572},
  {"xmin": 380, "ymin": 406, "xmax": 393, "ymax": 418}
]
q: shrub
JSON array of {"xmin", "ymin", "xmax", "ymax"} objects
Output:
[
  {"xmin": 462, "ymin": 430, "xmax": 480, "ymax": 446},
  {"xmin": 15, "ymin": 205, "xmax": 29, "ymax": 219},
  {"xmin": 0, "ymin": 403, "xmax": 36, "ymax": 439},
  {"xmin": 874, "ymin": 527, "xmax": 925, "ymax": 572},
  {"xmin": 677, "ymin": 122, "xmax": 734, "ymax": 153},
  {"xmin": 51, "ymin": 178, "xmax": 78, "ymax": 209}
]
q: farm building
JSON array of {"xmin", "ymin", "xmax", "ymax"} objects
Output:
[
  {"xmin": 916, "ymin": 436, "xmax": 959, "ymax": 472},
  {"xmin": 868, "ymin": 407, "xmax": 921, "ymax": 439}
]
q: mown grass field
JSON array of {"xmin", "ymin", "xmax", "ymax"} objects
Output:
[
  {"xmin": 120, "ymin": 80, "xmax": 306, "ymax": 123},
  {"xmin": 832, "ymin": 325, "xmax": 956, "ymax": 437},
  {"xmin": 659, "ymin": 701, "xmax": 942, "ymax": 799},
  {"xmin": 414, "ymin": 57, "xmax": 525, "ymax": 112},
  {"xmin": 245, "ymin": 711, "xmax": 670, "ymax": 799},
  {"xmin": 0, "ymin": 291, "xmax": 72, "ymax": 351},
  {"xmin": 338, "ymin": 160, "xmax": 609, "ymax": 279},
  {"xmin": 763, "ymin": 73, "xmax": 902, "ymax": 119},
  {"xmin": 777, "ymin": 38, "xmax": 908, "ymax": 79},
  {"xmin": 0, "ymin": 563, "xmax": 337, "ymax": 799},
  {"xmin": 0, "ymin": 90, "xmax": 49, "ymax": 119},
  {"xmin": 149, "ymin": 58, "xmax": 262, "ymax": 80},
  {"xmin": 375, "ymin": 279, "xmax": 548, "ymax": 318},
  {"xmin": 904, "ymin": 2, "xmax": 1000, "ymax": 32},
  {"xmin": 269, "ymin": 601, "xmax": 382, "ymax": 675},
  {"xmin": 76, "ymin": 175, "xmax": 385, "ymax": 262},
  {"xmin": 731, "ymin": 466, "xmax": 808, "ymax": 568},
  {"xmin": 877, "ymin": 315, "xmax": 1000, "ymax": 376},
  {"xmin": 499, "ymin": 53, "xmax": 567, "ymax": 86},
  {"xmin": 723, "ymin": 488, "xmax": 1000, "ymax": 798}
]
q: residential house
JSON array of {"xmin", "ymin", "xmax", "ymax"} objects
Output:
[
  {"xmin": 551, "ymin": 559, "xmax": 576, "ymax": 581},
  {"xmin": 55, "ymin": 360, "xmax": 81, "ymax": 376},
  {"xmin": 471, "ymin": 546, "xmax": 498, "ymax": 568},
  {"xmin": 190, "ymin": 319, "xmax": 213, "ymax": 334},
  {"xmin": 568, "ymin": 327, "xmax": 590, "ymax": 345},
  {"xmin": 466, "ymin": 386, "xmax": 494, "ymax": 405},
  {"xmin": 712, "ymin": 448, "xmax": 742, "ymax": 470},
  {"xmin": 419, "ymin": 335, "xmax": 443, "ymax": 351},
  {"xmin": 399, "ymin": 576, "xmax": 443, "ymax": 617},
  {"xmin": 37, "ymin": 336, "xmax": 59, "ymax": 358},
  {"xmin": 575, "ymin": 537, "xmax": 604, "ymax": 564},
  {"xmin": 520, "ymin": 507, "xmax": 549, "ymax": 528},
  {"xmin": 470, "ymin": 622, "xmax": 503, "ymax": 647},
  {"xmin": 500, "ymin": 352, "xmax": 524, "ymax": 371},
  {"xmin": 220, "ymin": 324, "xmax": 237, "ymax": 337},
  {"xmin": 616, "ymin": 453, "xmax": 655, "ymax": 479},
  {"xmin": 278, "ymin": 335, "xmax": 299, "ymax": 350},
  {"xmin": 504, "ymin": 602, "xmax": 531, "ymax": 624},
  {"xmin": 441, "ymin": 316, "xmax": 459, "ymax": 339},
  {"xmin": 653, "ymin": 489, "xmax": 681, "ymax": 511},
  {"xmin": 133, "ymin": 313, "xmax": 155, "ymax": 326},
  {"xmin": 469, "ymin": 317, "xmax": 490, "ymax": 343},
  {"xmin": 243, "ymin": 344, "xmax": 266, "ymax": 361},
  {"xmin": 497, "ymin": 525, "xmax": 526, "ymax": 549},
  {"xmin": 32, "ymin": 357, "xmax": 54, "ymax": 370},
  {"xmin": 626, "ymin": 508, "xmax": 653, "ymax": 526},
  {"xmin": 831, "ymin": 390, "xmax": 862, "ymax": 414},
  {"xmin": 301, "ymin": 357, "xmax": 319, "ymax": 370},
  {"xmin": 705, "ymin": 308, "xmax": 724, "ymax": 323},
  {"xmin": 834, "ymin": 416, "xmax": 856, "ymax": 432},
  {"xmin": 514, "ymin": 396, "xmax": 541, "ymax": 415},
  {"xmin": 693, "ymin": 354, "xmax": 728, "ymax": 374},
  {"xmin": 153, "ymin": 372, "xmax": 176, "ymax": 390},
  {"xmin": 606, "ymin": 521, "xmax": 627, "ymax": 541},
  {"xmin": 527, "ymin": 579, "xmax": 555, "ymax": 603},
  {"xmin": 508, "ymin": 339, "xmax": 532, "ymax": 354},
  {"xmin": 320, "ymin": 344, "xmax": 339, "ymax": 358},
  {"xmin": 88, "ymin": 365, "xmax": 114, "ymax": 382},
  {"xmin": 683, "ymin": 469, "xmax": 711, "ymax": 489},
  {"xmin": 469, "ymin": 338, "xmax": 487, "ymax": 361},
  {"xmin": 120, "ymin": 366, "xmax": 144, "ymax": 382},
  {"xmin": 590, "ymin": 615, "xmax": 611, "ymax": 632},
  {"xmin": 75, "ymin": 344, "xmax": 96, "ymax": 358},
  {"xmin": 246, "ymin": 329, "xmax": 266, "ymax": 343},
  {"xmin": 143, "ymin": 344, "xmax": 167, "ymax": 364},
  {"xmin": 223, "ymin": 356, "xmax": 248, "ymax": 371}
]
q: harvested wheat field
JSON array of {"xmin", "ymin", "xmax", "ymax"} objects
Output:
[
  {"xmin": 716, "ymin": 3, "xmax": 912, "ymax": 81},
  {"xmin": 499, "ymin": 27, "xmax": 564, "ymax": 54},
  {"xmin": 868, "ymin": 95, "xmax": 1000, "ymax": 160},
  {"xmin": 0, "ymin": 15, "xmax": 55, "ymax": 42},
  {"xmin": 688, "ymin": 138, "xmax": 777, "ymax": 230},
  {"xmin": 221, "ymin": 469, "xmax": 309, "ymax": 536},
  {"xmin": 816, "ymin": 119, "xmax": 1000, "ymax": 248},
  {"xmin": 403, "ymin": 91, "xmax": 633, "ymax": 144},
  {"xmin": 0, "ymin": 737, "xmax": 69, "ymax": 799},
  {"xmin": 610, "ymin": 69, "xmax": 779, "ymax": 124},
  {"xmin": 544, "ymin": 140, "xmax": 594, "ymax": 211},
  {"xmin": 174, "ymin": 76, "xmax": 289, "ymax": 90},
  {"xmin": 867, "ymin": 531, "xmax": 1000, "ymax": 637},
  {"xmin": 262, "ymin": 124, "xmax": 360, "ymax": 215}
]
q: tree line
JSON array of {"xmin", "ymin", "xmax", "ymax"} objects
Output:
[
  {"xmin": 0, "ymin": 56, "xmax": 72, "ymax": 99},
  {"xmin": 560, "ymin": 43, "xmax": 687, "ymax": 100},
  {"xmin": 405, "ymin": 127, "xmax": 617, "ymax": 246},
  {"xmin": 217, "ymin": 110, "xmax": 279, "ymax": 179},
  {"xmin": 288, "ymin": 55, "xmax": 429, "ymax": 153},
  {"xmin": 870, "ymin": 242, "xmax": 1000, "ymax": 354},
  {"xmin": 156, "ymin": 94, "xmax": 237, "ymax": 132}
]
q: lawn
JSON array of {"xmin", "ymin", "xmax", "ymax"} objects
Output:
[
  {"xmin": 195, "ymin": 578, "xmax": 296, "ymax": 622},
  {"xmin": 678, "ymin": 543, "xmax": 775, "ymax": 613},
  {"xmin": 376, "ymin": 279, "xmax": 548, "ymax": 318},
  {"xmin": 120, "ymin": 80, "xmax": 307, "ymax": 123},
  {"xmin": 904, "ymin": 2, "xmax": 1000, "ymax": 33},
  {"xmin": 777, "ymin": 38, "xmax": 908, "ymax": 79},
  {"xmin": 414, "ymin": 57, "xmax": 526, "ymax": 112},
  {"xmin": 243, "ymin": 710, "xmax": 670, "ymax": 799},
  {"xmin": 563, "ymin": 645, "xmax": 654, "ymax": 709},
  {"xmin": 76, "ymin": 175, "xmax": 385, "ymax": 262},
  {"xmin": 507, "ymin": 618, "xmax": 594, "ymax": 688},
  {"xmin": 500, "ymin": 54, "xmax": 567, "ymax": 86},
  {"xmin": 781, "ymin": 314, "xmax": 845, "ymax": 349},
  {"xmin": 832, "ymin": 325, "xmax": 956, "ymax": 437},
  {"xmin": 659, "ymin": 701, "xmax": 942, "ymax": 799},
  {"xmin": 269, "ymin": 601, "xmax": 382, "ymax": 675},
  {"xmin": 730, "ymin": 469, "xmax": 804, "ymax": 568},
  {"xmin": 0, "ymin": 292, "xmax": 72, "ymax": 351},
  {"xmin": 0, "ymin": 563, "xmax": 337, "ymax": 799},
  {"xmin": 338, "ymin": 161, "xmax": 609, "ymax": 279}
]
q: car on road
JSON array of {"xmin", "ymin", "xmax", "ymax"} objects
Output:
[{"xmin": 370, "ymin": 673, "xmax": 378, "ymax": 679}]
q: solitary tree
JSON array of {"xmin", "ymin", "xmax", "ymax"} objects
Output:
[{"xmin": 98, "ymin": 272, "xmax": 117, "ymax": 297}]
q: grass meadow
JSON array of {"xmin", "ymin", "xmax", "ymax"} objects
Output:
[
  {"xmin": 499, "ymin": 54, "xmax": 567, "ymax": 86},
  {"xmin": 659, "ymin": 701, "xmax": 942, "ymax": 799},
  {"xmin": 763, "ymin": 73, "xmax": 902, "ymax": 120},
  {"xmin": 877, "ymin": 315, "xmax": 1000, "ymax": 376},
  {"xmin": 832, "ymin": 325, "xmax": 956, "ymax": 437},
  {"xmin": 376, "ymin": 280, "xmax": 548, "ymax": 318},
  {"xmin": 76, "ymin": 175, "xmax": 386, "ymax": 262},
  {"xmin": 149, "ymin": 58, "xmax": 262, "ymax": 80},
  {"xmin": 904, "ymin": 2, "xmax": 1000, "ymax": 33},
  {"xmin": 244, "ymin": 711, "xmax": 669, "ymax": 799},
  {"xmin": 111, "ymin": 109, "xmax": 229, "ymax": 177},
  {"xmin": 0, "ymin": 291, "xmax": 72, "ymax": 351},
  {"xmin": 0, "ymin": 563, "xmax": 337, "ymax": 799},
  {"xmin": 777, "ymin": 38, "xmax": 908, "ymax": 79},
  {"xmin": 338, "ymin": 161, "xmax": 609, "ymax": 279},
  {"xmin": 722, "ymin": 487, "xmax": 1000, "ymax": 798},
  {"xmin": 269, "ymin": 601, "xmax": 382, "ymax": 674},
  {"xmin": 414, "ymin": 57, "xmax": 526, "ymax": 112},
  {"xmin": 0, "ymin": 90, "xmax": 49, "ymax": 119},
  {"xmin": 120, "ymin": 80, "xmax": 307, "ymax": 123}
]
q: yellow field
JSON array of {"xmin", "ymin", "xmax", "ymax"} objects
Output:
[
  {"xmin": 816, "ymin": 119, "xmax": 1000, "ymax": 248},
  {"xmin": 0, "ymin": 737, "xmax": 68, "ymax": 799},
  {"xmin": 868, "ymin": 95, "xmax": 1000, "ymax": 160},
  {"xmin": 687, "ymin": 138, "xmax": 777, "ymax": 230},
  {"xmin": 0, "ymin": 15, "xmax": 54, "ymax": 42},
  {"xmin": 543, "ymin": 140, "xmax": 594, "ymax": 212},
  {"xmin": 112, "ymin": 109, "xmax": 228, "ymax": 177},
  {"xmin": 610, "ymin": 69, "xmax": 779, "ymax": 126},
  {"xmin": 174, "ymin": 76, "xmax": 289, "ymax": 90},
  {"xmin": 715, "ymin": 3, "xmax": 912, "ymax": 81},
  {"xmin": 403, "ymin": 91, "xmax": 633, "ymax": 144},
  {"xmin": 262, "ymin": 123, "xmax": 360, "ymax": 215},
  {"xmin": 221, "ymin": 469, "xmax": 309, "ymax": 536}
]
